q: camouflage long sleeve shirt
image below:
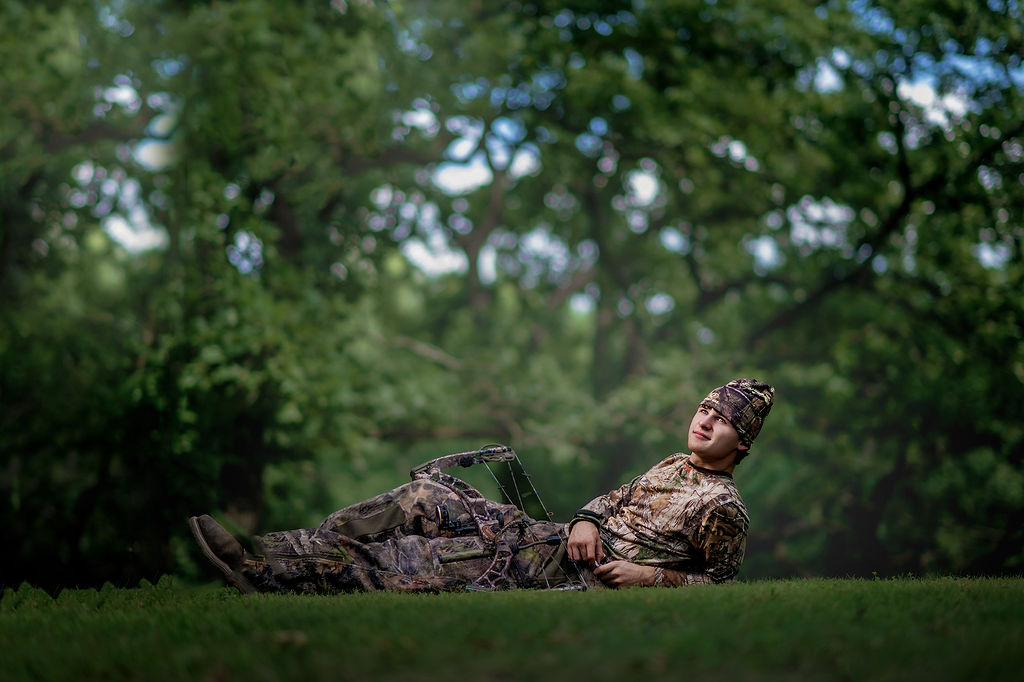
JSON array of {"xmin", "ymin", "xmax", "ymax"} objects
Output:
[{"xmin": 575, "ymin": 453, "xmax": 749, "ymax": 585}]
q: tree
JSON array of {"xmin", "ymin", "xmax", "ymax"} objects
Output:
[{"xmin": 2, "ymin": 0, "xmax": 1021, "ymax": 589}]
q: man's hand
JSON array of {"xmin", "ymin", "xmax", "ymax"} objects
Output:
[
  {"xmin": 566, "ymin": 520, "xmax": 604, "ymax": 568},
  {"xmin": 593, "ymin": 560, "xmax": 656, "ymax": 588}
]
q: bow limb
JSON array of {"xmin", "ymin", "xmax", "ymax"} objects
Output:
[
  {"xmin": 409, "ymin": 445, "xmax": 516, "ymax": 479},
  {"xmin": 409, "ymin": 445, "xmax": 589, "ymax": 590}
]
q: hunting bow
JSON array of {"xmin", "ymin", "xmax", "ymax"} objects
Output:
[{"xmin": 410, "ymin": 444, "xmax": 586, "ymax": 590}]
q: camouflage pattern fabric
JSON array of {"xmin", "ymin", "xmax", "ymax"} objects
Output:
[
  {"xmin": 241, "ymin": 479, "xmax": 598, "ymax": 594},
  {"xmin": 700, "ymin": 378, "xmax": 775, "ymax": 447},
  {"xmin": 577, "ymin": 454, "xmax": 749, "ymax": 585},
  {"xmin": 238, "ymin": 453, "xmax": 750, "ymax": 593}
]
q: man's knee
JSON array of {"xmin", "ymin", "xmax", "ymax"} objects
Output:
[
  {"xmin": 396, "ymin": 479, "xmax": 465, "ymax": 507},
  {"xmin": 396, "ymin": 480, "xmax": 472, "ymax": 532},
  {"xmin": 324, "ymin": 479, "xmax": 470, "ymax": 540}
]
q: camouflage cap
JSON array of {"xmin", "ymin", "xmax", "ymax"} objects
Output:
[{"xmin": 700, "ymin": 378, "xmax": 775, "ymax": 447}]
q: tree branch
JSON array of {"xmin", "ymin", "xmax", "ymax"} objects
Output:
[
  {"xmin": 44, "ymin": 109, "xmax": 160, "ymax": 154},
  {"xmin": 336, "ymin": 128, "xmax": 457, "ymax": 175},
  {"xmin": 743, "ymin": 113, "xmax": 1024, "ymax": 348},
  {"xmin": 374, "ymin": 332, "xmax": 462, "ymax": 371}
]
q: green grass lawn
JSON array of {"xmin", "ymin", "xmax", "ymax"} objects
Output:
[{"xmin": 2, "ymin": 576, "xmax": 1021, "ymax": 681}]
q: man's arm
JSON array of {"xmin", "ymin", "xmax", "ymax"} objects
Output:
[
  {"xmin": 593, "ymin": 502, "xmax": 748, "ymax": 588},
  {"xmin": 651, "ymin": 503, "xmax": 747, "ymax": 586},
  {"xmin": 694, "ymin": 502, "xmax": 748, "ymax": 584},
  {"xmin": 592, "ymin": 561, "xmax": 718, "ymax": 587},
  {"xmin": 566, "ymin": 518, "xmax": 604, "ymax": 567},
  {"xmin": 572, "ymin": 475, "xmax": 636, "ymax": 524},
  {"xmin": 592, "ymin": 560, "xmax": 655, "ymax": 587},
  {"xmin": 564, "ymin": 475, "xmax": 639, "ymax": 568}
]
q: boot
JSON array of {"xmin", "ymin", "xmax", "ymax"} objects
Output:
[{"xmin": 188, "ymin": 515, "xmax": 257, "ymax": 594}]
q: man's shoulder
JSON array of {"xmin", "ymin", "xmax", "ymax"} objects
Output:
[
  {"xmin": 650, "ymin": 452, "xmax": 690, "ymax": 470},
  {"xmin": 670, "ymin": 453, "xmax": 742, "ymax": 488},
  {"xmin": 693, "ymin": 470, "xmax": 749, "ymax": 524},
  {"xmin": 655, "ymin": 453, "xmax": 748, "ymax": 513}
]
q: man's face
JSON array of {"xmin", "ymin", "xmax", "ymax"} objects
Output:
[{"xmin": 686, "ymin": 404, "xmax": 746, "ymax": 465}]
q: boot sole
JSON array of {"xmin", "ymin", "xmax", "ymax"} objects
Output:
[{"xmin": 188, "ymin": 516, "xmax": 258, "ymax": 594}]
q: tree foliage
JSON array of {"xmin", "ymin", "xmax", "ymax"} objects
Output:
[{"xmin": 1, "ymin": 0, "xmax": 1021, "ymax": 590}]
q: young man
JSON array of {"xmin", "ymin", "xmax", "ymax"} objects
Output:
[{"xmin": 190, "ymin": 378, "xmax": 774, "ymax": 593}]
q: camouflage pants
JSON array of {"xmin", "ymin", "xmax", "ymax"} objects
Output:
[{"xmin": 243, "ymin": 479, "xmax": 597, "ymax": 593}]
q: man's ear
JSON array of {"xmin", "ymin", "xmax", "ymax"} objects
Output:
[{"xmin": 737, "ymin": 443, "xmax": 749, "ymax": 452}]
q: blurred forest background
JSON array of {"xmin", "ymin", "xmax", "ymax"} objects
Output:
[{"xmin": 2, "ymin": 0, "xmax": 1022, "ymax": 591}]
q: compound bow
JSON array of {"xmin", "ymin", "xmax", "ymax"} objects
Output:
[{"xmin": 410, "ymin": 444, "xmax": 587, "ymax": 590}]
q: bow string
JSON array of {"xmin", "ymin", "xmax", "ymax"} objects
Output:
[{"xmin": 409, "ymin": 444, "xmax": 586, "ymax": 590}]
